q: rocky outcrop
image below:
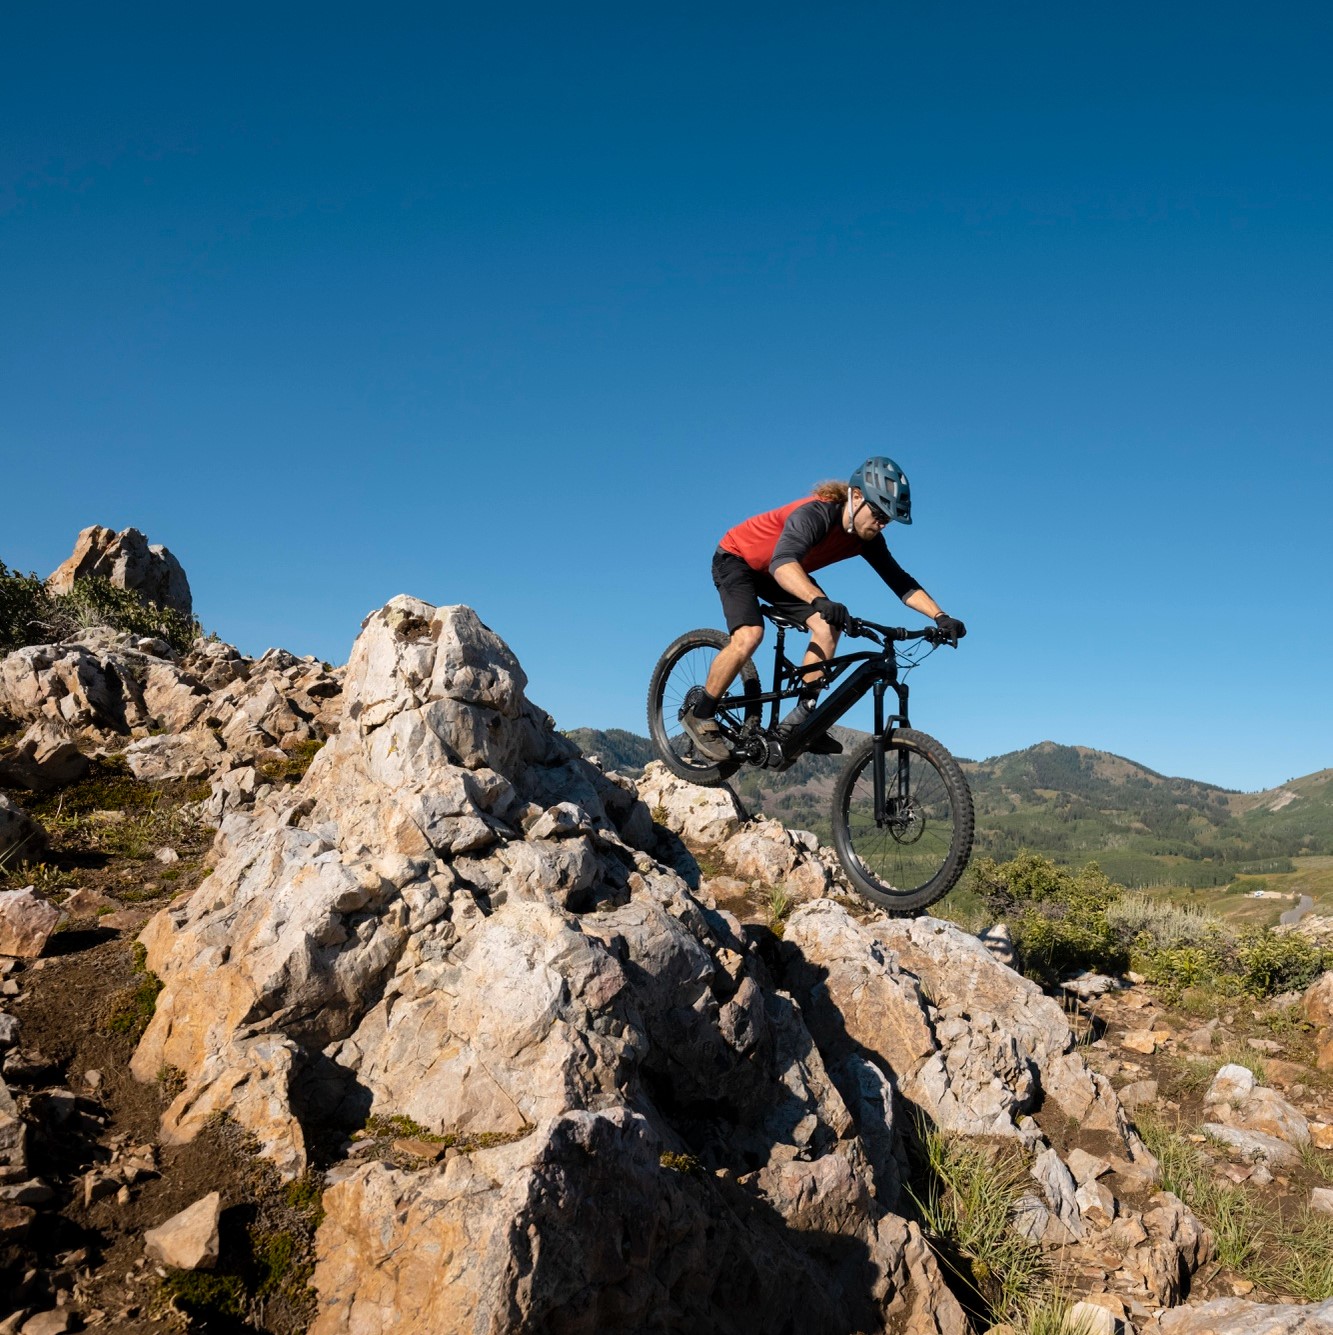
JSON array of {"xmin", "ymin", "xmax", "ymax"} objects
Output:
[
  {"xmin": 46, "ymin": 525, "xmax": 192, "ymax": 615},
  {"xmin": 0, "ymin": 631, "xmax": 341, "ymax": 786},
  {"xmin": 131, "ymin": 596, "xmax": 969, "ymax": 1333}
]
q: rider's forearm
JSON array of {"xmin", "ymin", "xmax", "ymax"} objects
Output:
[
  {"xmin": 771, "ymin": 560, "xmax": 825, "ymax": 604},
  {"xmin": 903, "ymin": 588, "xmax": 944, "ymax": 619}
]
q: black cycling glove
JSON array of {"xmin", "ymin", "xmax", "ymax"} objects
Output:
[
  {"xmin": 933, "ymin": 613, "xmax": 967, "ymax": 647},
  {"xmin": 810, "ymin": 597, "xmax": 849, "ymax": 631}
]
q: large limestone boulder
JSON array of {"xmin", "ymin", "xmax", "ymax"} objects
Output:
[
  {"xmin": 132, "ymin": 595, "xmax": 969, "ymax": 1333},
  {"xmin": 1148, "ymin": 1297, "xmax": 1333, "ymax": 1333},
  {"xmin": 47, "ymin": 524, "xmax": 192, "ymax": 615}
]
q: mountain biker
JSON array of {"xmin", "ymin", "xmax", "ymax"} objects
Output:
[{"xmin": 681, "ymin": 455, "xmax": 966, "ymax": 762}]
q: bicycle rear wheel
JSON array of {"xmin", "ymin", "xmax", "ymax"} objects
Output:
[
  {"xmin": 831, "ymin": 728, "xmax": 973, "ymax": 914},
  {"xmin": 646, "ymin": 628, "xmax": 761, "ymax": 786}
]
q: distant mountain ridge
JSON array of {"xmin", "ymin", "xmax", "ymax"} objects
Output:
[{"xmin": 564, "ymin": 729, "xmax": 1333, "ymax": 890}]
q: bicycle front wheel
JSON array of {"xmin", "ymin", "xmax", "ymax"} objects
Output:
[
  {"xmin": 831, "ymin": 728, "xmax": 974, "ymax": 914},
  {"xmin": 646, "ymin": 628, "xmax": 760, "ymax": 786}
]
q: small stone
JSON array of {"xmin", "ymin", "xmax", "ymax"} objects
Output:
[
  {"xmin": 83, "ymin": 1069, "xmax": 103, "ymax": 1090},
  {"xmin": 1121, "ymin": 1029, "xmax": 1163, "ymax": 1054},
  {"xmin": 19, "ymin": 1312, "xmax": 74, "ymax": 1334},
  {"xmin": 0, "ymin": 888, "xmax": 59, "ymax": 959},
  {"xmin": 1184, "ymin": 1022, "xmax": 1217, "ymax": 1053},
  {"xmin": 1311, "ymin": 1122, "xmax": 1333, "ymax": 1150},
  {"xmin": 1312, "ymin": 1187, "xmax": 1333, "ymax": 1215},
  {"xmin": 154, "ymin": 847, "xmax": 180, "ymax": 865},
  {"xmin": 83, "ymin": 1173, "xmax": 118, "ymax": 1208},
  {"xmin": 116, "ymin": 1185, "xmax": 131, "ymax": 1206},
  {"xmin": 392, "ymin": 1137, "xmax": 445, "ymax": 1160},
  {"xmin": 1066, "ymin": 1148, "xmax": 1112, "ymax": 1185},
  {"xmin": 1066, "ymin": 1301, "xmax": 1116, "ymax": 1335},
  {"xmin": 1250, "ymin": 1163, "xmax": 1274, "ymax": 1185},
  {"xmin": 1231, "ymin": 1277, "xmax": 1255, "ymax": 1295},
  {"xmin": 1, "ymin": 981, "xmax": 18, "ymax": 997},
  {"xmin": 1205, "ymin": 1063, "xmax": 1255, "ymax": 1107},
  {"xmin": 1075, "ymin": 1180, "xmax": 1117, "ymax": 1227},
  {"xmin": 1248, "ymin": 1037, "xmax": 1282, "ymax": 1054},
  {"xmin": 1117, "ymin": 1079, "xmax": 1159, "ymax": 1111},
  {"xmin": 143, "ymin": 1191, "xmax": 221, "ymax": 1270}
]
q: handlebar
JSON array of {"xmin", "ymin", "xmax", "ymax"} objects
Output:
[{"xmin": 846, "ymin": 618, "xmax": 954, "ymax": 647}]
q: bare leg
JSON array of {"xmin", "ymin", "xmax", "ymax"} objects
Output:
[
  {"xmin": 702, "ymin": 624, "xmax": 764, "ymax": 700},
  {"xmin": 798, "ymin": 614, "xmax": 840, "ymax": 695}
]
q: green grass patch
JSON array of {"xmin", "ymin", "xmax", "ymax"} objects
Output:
[
  {"xmin": 101, "ymin": 943, "xmax": 163, "ymax": 1040},
  {"xmin": 907, "ymin": 1128, "xmax": 1047, "ymax": 1327}
]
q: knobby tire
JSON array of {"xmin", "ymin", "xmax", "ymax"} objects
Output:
[
  {"xmin": 646, "ymin": 628, "xmax": 761, "ymax": 786},
  {"xmin": 831, "ymin": 728, "xmax": 974, "ymax": 914}
]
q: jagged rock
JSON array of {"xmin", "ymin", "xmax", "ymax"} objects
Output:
[
  {"xmin": 1076, "ymin": 1179, "xmax": 1117, "ymax": 1227},
  {"xmin": 0, "ymin": 796, "xmax": 45, "ymax": 866},
  {"xmin": 1312, "ymin": 1187, "xmax": 1333, "ymax": 1215},
  {"xmin": 1147, "ymin": 1297, "xmax": 1333, "ymax": 1333},
  {"xmin": 1067, "ymin": 1147, "xmax": 1112, "ymax": 1185},
  {"xmin": 1183, "ymin": 1020, "xmax": 1217, "ymax": 1053},
  {"xmin": 0, "ymin": 625, "xmax": 341, "ymax": 783},
  {"xmin": 1204, "ymin": 1063, "xmax": 1310, "ymax": 1147},
  {"xmin": 312, "ymin": 1110, "xmax": 966, "ymax": 1335},
  {"xmin": 1, "ymin": 1072, "xmax": 28, "ymax": 1181},
  {"xmin": 132, "ymin": 597, "xmax": 969, "ymax": 1333},
  {"xmin": 62, "ymin": 888, "xmax": 119, "ymax": 916},
  {"xmin": 143, "ymin": 1190, "xmax": 221, "ymax": 1269},
  {"xmin": 1201, "ymin": 1122, "xmax": 1301, "ymax": 1168},
  {"xmin": 124, "ymin": 731, "xmax": 224, "ymax": 781},
  {"xmin": 637, "ymin": 760, "xmax": 746, "ymax": 844},
  {"xmin": 0, "ymin": 888, "xmax": 58, "ymax": 959},
  {"xmin": 47, "ymin": 524, "xmax": 192, "ymax": 614},
  {"xmin": 1062, "ymin": 971, "xmax": 1120, "ymax": 1000},
  {"xmin": 721, "ymin": 816, "xmax": 831, "ymax": 897},
  {"xmin": 0, "ymin": 720, "xmax": 89, "ymax": 793},
  {"xmin": 1033, "ymin": 1148, "xmax": 1084, "ymax": 1240}
]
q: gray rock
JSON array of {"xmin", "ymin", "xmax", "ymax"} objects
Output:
[{"xmin": 1202, "ymin": 1121, "xmax": 1302, "ymax": 1168}]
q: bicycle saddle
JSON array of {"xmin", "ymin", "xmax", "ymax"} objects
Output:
[{"xmin": 761, "ymin": 606, "xmax": 807, "ymax": 630}]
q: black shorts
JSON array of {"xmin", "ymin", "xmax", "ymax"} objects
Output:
[{"xmin": 711, "ymin": 548, "xmax": 822, "ymax": 633}]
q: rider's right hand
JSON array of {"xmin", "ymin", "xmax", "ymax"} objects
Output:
[{"xmin": 810, "ymin": 597, "xmax": 849, "ymax": 631}]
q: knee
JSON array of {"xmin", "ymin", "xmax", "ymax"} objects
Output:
[
  {"xmin": 730, "ymin": 625, "xmax": 764, "ymax": 656},
  {"xmin": 806, "ymin": 615, "xmax": 839, "ymax": 651}
]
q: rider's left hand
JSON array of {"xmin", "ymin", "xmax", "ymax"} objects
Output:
[{"xmin": 933, "ymin": 613, "xmax": 966, "ymax": 647}]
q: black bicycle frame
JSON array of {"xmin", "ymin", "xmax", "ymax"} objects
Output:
[{"xmin": 716, "ymin": 617, "xmax": 911, "ymax": 759}]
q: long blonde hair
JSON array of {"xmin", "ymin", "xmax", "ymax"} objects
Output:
[{"xmin": 812, "ymin": 480, "xmax": 849, "ymax": 503}]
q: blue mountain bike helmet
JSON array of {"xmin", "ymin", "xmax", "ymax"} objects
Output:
[{"xmin": 849, "ymin": 456, "xmax": 912, "ymax": 525}]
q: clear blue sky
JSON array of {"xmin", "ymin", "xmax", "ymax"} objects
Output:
[{"xmin": 3, "ymin": 2, "xmax": 1330, "ymax": 792}]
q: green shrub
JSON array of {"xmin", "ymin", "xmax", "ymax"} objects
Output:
[
  {"xmin": 0, "ymin": 564, "xmax": 200, "ymax": 654},
  {"xmin": 1235, "ymin": 928, "xmax": 1328, "ymax": 997},
  {"xmin": 968, "ymin": 853, "xmax": 1127, "ymax": 983}
]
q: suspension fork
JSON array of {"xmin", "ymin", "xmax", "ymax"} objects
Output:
[{"xmin": 871, "ymin": 677, "xmax": 911, "ymax": 824}]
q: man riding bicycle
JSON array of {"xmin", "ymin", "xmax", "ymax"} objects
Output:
[{"xmin": 681, "ymin": 455, "xmax": 966, "ymax": 762}]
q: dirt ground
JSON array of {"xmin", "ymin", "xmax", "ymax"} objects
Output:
[{"xmin": 2, "ymin": 765, "xmax": 320, "ymax": 1334}]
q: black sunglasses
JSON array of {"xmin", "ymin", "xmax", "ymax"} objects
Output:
[{"xmin": 864, "ymin": 500, "xmax": 891, "ymax": 525}]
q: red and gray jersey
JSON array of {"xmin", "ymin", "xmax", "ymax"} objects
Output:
[{"xmin": 718, "ymin": 496, "xmax": 920, "ymax": 597}]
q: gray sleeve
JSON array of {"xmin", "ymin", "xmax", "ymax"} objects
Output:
[
  {"xmin": 861, "ymin": 537, "xmax": 920, "ymax": 599},
  {"xmin": 769, "ymin": 501, "xmax": 835, "ymax": 575}
]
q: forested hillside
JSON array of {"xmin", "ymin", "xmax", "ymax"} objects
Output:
[{"xmin": 566, "ymin": 730, "xmax": 1332, "ymax": 890}]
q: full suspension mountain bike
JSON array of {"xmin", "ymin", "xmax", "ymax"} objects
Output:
[{"xmin": 646, "ymin": 607, "xmax": 974, "ymax": 914}]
